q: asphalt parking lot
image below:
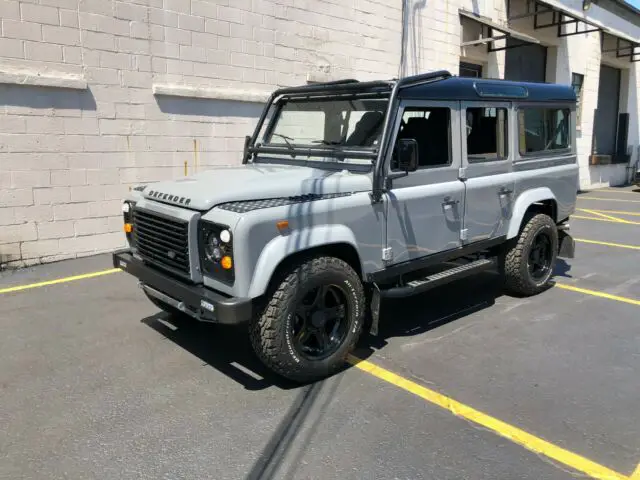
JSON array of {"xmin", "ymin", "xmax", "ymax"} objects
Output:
[{"xmin": 2, "ymin": 187, "xmax": 639, "ymax": 480}]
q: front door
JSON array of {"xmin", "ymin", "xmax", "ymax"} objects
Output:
[
  {"xmin": 384, "ymin": 101, "xmax": 465, "ymax": 265},
  {"xmin": 461, "ymin": 101, "xmax": 515, "ymax": 243}
]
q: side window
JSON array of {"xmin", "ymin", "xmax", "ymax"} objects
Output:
[
  {"xmin": 392, "ymin": 106, "xmax": 451, "ymax": 169},
  {"xmin": 465, "ymin": 107, "xmax": 508, "ymax": 162},
  {"xmin": 518, "ymin": 107, "xmax": 570, "ymax": 155}
]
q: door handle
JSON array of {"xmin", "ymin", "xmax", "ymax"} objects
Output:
[
  {"xmin": 499, "ymin": 187, "xmax": 513, "ymax": 196},
  {"xmin": 442, "ymin": 196, "xmax": 460, "ymax": 208}
]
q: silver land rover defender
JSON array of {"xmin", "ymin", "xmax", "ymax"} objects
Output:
[{"xmin": 113, "ymin": 70, "xmax": 577, "ymax": 382}]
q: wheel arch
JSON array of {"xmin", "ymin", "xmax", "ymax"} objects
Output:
[
  {"xmin": 507, "ymin": 188, "xmax": 558, "ymax": 239},
  {"xmin": 247, "ymin": 225, "xmax": 363, "ymax": 299}
]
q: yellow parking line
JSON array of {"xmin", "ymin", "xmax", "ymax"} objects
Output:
[
  {"xmin": 575, "ymin": 238, "xmax": 640, "ymax": 250},
  {"xmin": 630, "ymin": 464, "xmax": 640, "ymax": 479},
  {"xmin": 593, "ymin": 188, "xmax": 639, "ymax": 195},
  {"xmin": 347, "ymin": 355, "xmax": 627, "ymax": 480},
  {"xmin": 577, "ymin": 209, "xmax": 635, "ymax": 224},
  {"xmin": 579, "ymin": 196, "xmax": 640, "ymax": 203},
  {"xmin": 556, "ymin": 283, "xmax": 640, "ymax": 307},
  {"xmin": 0, "ymin": 268, "xmax": 121, "ymax": 294},
  {"xmin": 572, "ymin": 215, "xmax": 640, "ymax": 225},
  {"xmin": 580, "ymin": 209, "xmax": 640, "ymax": 217}
]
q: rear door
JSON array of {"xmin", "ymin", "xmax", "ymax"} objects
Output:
[{"xmin": 461, "ymin": 101, "xmax": 515, "ymax": 243}]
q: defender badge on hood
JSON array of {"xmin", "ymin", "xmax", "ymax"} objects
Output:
[{"xmin": 147, "ymin": 190, "xmax": 192, "ymax": 206}]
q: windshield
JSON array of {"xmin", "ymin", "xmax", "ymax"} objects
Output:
[{"xmin": 255, "ymin": 95, "xmax": 389, "ymax": 165}]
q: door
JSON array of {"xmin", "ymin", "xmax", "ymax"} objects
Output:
[
  {"xmin": 593, "ymin": 64, "xmax": 620, "ymax": 156},
  {"xmin": 384, "ymin": 101, "xmax": 465, "ymax": 265},
  {"xmin": 461, "ymin": 101, "xmax": 515, "ymax": 243},
  {"xmin": 505, "ymin": 39, "xmax": 547, "ymax": 82}
]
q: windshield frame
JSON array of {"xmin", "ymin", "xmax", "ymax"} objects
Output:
[{"xmin": 248, "ymin": 91, "xmax": 391, "ymax": 169}]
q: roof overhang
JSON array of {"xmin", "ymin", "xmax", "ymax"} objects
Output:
[
  {"xmin": 460, "ymin": 9, "xmax": 541, "ymax": 52},
  {"xmin": 507, "ymin": 0, "xmax": 639, "ymax": 61}
]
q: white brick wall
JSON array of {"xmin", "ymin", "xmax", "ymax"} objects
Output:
[{"xmin": 0, "ymin": 0, "xmax": 638, "ymax": 267}]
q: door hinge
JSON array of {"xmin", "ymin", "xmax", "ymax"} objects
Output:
[
  {"xmin": 459, "ymin": 167, "xmax": 467, "ymax": 180},
  {"xmin": 382, "ymin": 247, "xmax": 393, "ymax": 263},
  {"xmin": 460, "ymin": 229, "xmax": 468, "ymax": 242}
]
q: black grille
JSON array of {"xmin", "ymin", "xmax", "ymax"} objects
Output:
[{"xmin": 133, "ymin": 208, "xmax": 190, "ymax": 275}]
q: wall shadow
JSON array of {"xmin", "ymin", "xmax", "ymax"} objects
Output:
[
  {"xmin": 0, "ymin": 83, "xmax": 96, "ymax": 110},
  {"xmin": 155, "ymin": 96, "xmax": 264, "ymax": 118}
]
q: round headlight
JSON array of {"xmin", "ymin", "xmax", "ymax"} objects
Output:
[{"xmin": 220, "ymin": 229, "xmax": 231, "ymax": 243}]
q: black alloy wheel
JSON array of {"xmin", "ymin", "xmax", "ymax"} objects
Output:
[{"xmin": 291, "ymin": 284, "xmax": 349, "ymax": 361}]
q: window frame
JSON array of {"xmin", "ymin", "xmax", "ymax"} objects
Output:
[
  {"xmin": 389, "ymin": 103, "xmax": 454, "ymax": 171},
  {"xmin": 515, "ymin": 104, "xmax": 573, "ymax": 159},
  {"xmin": 571, "ymin": 72, "xmax": 584, "ymax": 132},
  {"xmin": 463, "ymin": 105, "xmax": 510, "ymax": 164}
]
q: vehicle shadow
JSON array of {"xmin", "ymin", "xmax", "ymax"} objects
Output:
[
  {"xmin": 141, "ymin": 314, "xmax": 301, "ymax": 391},
  {"xmin": 141, "ymin": 270, "xmax": 547, "ymax": 390},
  {"xmin": 354, "ymin": 271, "xmax": 503, "ymax": 359}
]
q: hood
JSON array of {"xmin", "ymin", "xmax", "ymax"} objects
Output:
[{"xmin": 141, "ymin": 163, "xmax": 373, "ymax": 211}]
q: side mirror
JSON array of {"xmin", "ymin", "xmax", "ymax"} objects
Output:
[{"xmin": 397, "ymin": 138, "xmax": 418, "ymax": 172}]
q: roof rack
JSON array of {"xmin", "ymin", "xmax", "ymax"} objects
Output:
[
  {"xmin": 396, "ymin": 69, "xmax": 453, "ymax": 88},
  {"xmin": 272, "ymin": 79, "xmax": 393, "ymax": 97}
]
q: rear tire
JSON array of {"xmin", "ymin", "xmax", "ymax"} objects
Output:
[
  {"xmin": 502, "ymin": 213, "xmax": 558, "ymax": 296},
  {"xmin": 249, "ymin": 256, "xmax": 365, "ymax": 383}
]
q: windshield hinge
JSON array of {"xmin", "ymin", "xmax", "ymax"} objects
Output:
[
  {"xmin": 382, "ymin": 247, "xmax": 393, "ymax": 263},
  {"xmin": 458, "ymin": 167, "xmax": 467, "ymax": 180}
]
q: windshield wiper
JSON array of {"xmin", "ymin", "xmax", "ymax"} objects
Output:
[
  {"xmin": 312, "ymin": 140, "xmax": 343, "ymax": 146},
  {"xmin": 271, "ymin": 133, "xmax": 295, "ymax": 148},
  {"xmin": 269, "ymin": 133, "xmax": 297, "ymax": 158}
]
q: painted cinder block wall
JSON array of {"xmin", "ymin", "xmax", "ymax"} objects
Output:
[{"xmin": 0, "ymin": 0, "xmax": 638, "ymax": 267}]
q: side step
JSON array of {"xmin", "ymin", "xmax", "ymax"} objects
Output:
[{"xmin": 379, "ymin": 258, "xmax": 495, "ymax": 299}]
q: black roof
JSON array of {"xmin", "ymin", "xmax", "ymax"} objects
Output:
[{"xmin": 398, "ymin": 76, "xmax": 576, "ymax": 103}]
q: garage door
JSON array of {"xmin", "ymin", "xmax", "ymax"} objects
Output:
[
  {"xmin": 504, "ymin": 38, "xmax": 547, "ymax": 82},
  {"xmin": 593, "ymin": 64, "xmax": 621, "ymax": 156}
]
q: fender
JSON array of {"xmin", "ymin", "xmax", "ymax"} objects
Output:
[
  {"xmin": 247, "ymin": 224, "xmax": 361, "ymax": 298},
  {"xmin": 507, "ymin": 187, "xmax": 557, "ymax": 239}
]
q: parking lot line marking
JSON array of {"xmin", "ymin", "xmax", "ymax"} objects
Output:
[
  {"xmin": 347, "ymin": 355, "xmax": 628, "ymax": 480},
  {"xmin": 630, "ymin": 463, "xmax": 640, "ymax": 479},
  {"xmin": 555, "ymin": 284, "xmax": 640, "ymax": 307},
  {"xmin": 0, "ymin": 268, "xmax": 121, "ymax": 295},
  {"xmin": 571, "ymin": 215, "xmax": 640, "ymax": 225},
  {"xmin": 581, "ymin": 209, "xmax": 640, "ymax": 217},
  {"xmin": 577, "ymin": 209, "xmax": 635, "ymax": 224},
  {"xmin": 593, "ymin": 188, "xmax": 639, "ymax": 195},
  {"xmin": 575, "ymin": 238, "xmax": 640, "ymax": 250},
  {"xmin": 579, "ymin": 196, "xmax": 640, "ymax": 204}
]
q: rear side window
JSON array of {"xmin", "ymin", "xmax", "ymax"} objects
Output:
[
  {"xmin": 518, "ymin": 108, "xmax": 570, "ymax": 155},
  {"xmin": 465, "ymin": 107, "xmax": 508, "ymax": 162}
]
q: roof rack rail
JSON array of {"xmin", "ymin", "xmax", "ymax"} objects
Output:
[
  {"xmin": 397, "ymin": 69, "xmax": 452, "ymax": 89},
  {"xmin": 273, "ymin": 79, "xmax": 393, "ymax": 97}
]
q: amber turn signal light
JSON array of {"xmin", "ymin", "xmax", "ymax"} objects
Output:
[
  {"xmin": 123, "ymin": 223, "xmax": 133, "ymax": 233},
  {"xmin": 220, "ymin": 256, "xmax": 233, "ymax": 270}
]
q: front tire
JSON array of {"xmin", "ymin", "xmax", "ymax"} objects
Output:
[
  {"xmin": 249, "ymin": 256, "xmax": 365, "ymax": 383},
  {"xmin": 502, "ymin": 213, "xmax": 558, "ymax": 296}
]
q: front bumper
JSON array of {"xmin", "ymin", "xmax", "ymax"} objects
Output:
[{"xmin": 112, "ymin": 249, "xmax": 252, "ymax": 324}]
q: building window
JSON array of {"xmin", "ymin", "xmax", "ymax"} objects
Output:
[
  {"xmin": 465, "ymin": 107, "xmax": 508, "ymax": 162},
  {"xmin": 518, "ymin": 108, "xmax": 571, "ymax": 155},
  {"xmin": 571, "ymin": 73, "xmax": 584, "ymax": 130},
  {"xmin": 460, "ymin": 62, "xmax": 482, "ymax": 78}
]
